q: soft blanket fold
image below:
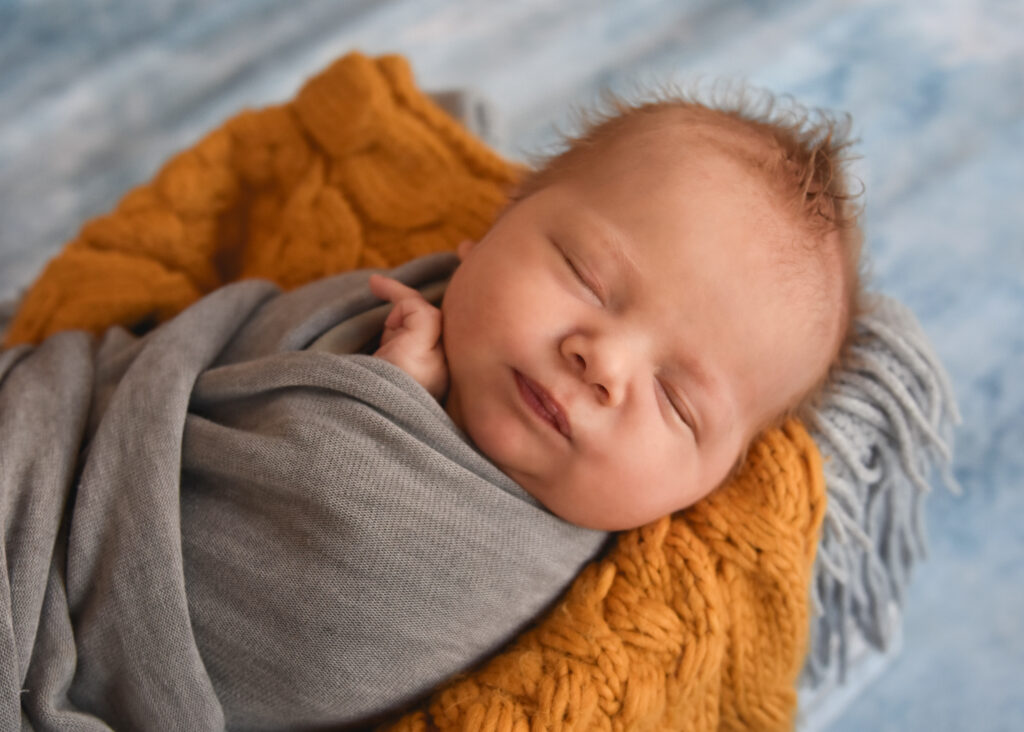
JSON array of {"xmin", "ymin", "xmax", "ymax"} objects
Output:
[{"xmin": 2, "ymin": 254, "xmax": 608, "ymax": 730}]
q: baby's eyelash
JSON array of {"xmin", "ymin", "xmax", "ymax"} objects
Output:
[
  {"xmin": 563, "ymin": 254, "xmax": 586, "ymax": 284},
  {"xmin": 658, "ymin": 379, "xmax": 693, "ymax": 430},
  {"xmin": 562, "ymin": 253, "xmax": 599, "ymax": 298}
]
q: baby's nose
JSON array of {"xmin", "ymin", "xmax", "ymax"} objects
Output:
[{"xmin": 562, "ymin": 334, "xmax": 628, "ymax": 406}]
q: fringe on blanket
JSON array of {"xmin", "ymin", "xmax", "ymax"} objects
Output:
[{"xmin": 804, "ymin": 293, "xmax": 961, "ymax": 684}]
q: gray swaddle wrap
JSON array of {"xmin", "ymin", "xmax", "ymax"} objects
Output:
[{"xmin": 0, "ymin": 252, "xmax": 609, "ymax": 730}]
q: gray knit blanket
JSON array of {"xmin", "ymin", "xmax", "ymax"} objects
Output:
[
  {"xmin": 805, "ymin": 294, "xmax": 960, "ymax": 684},
  {"xmin": 0, "ymin": 252, "xmax": 608, "ymax": 730}
]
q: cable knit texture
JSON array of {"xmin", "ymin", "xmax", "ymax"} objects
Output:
[
  {"xmin": 3, "ymin": 52, "xmax": 517, "ymax": 346},
  {"xmin": 4, "ymin": 52, "xmax": 824, "ymax": 730}
]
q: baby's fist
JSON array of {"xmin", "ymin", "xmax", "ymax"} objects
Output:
[{"xmin": 369, "ymin": 274, "xmax": 449, "ymax": 401}]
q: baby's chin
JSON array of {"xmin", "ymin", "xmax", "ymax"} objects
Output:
[
  {"xmin": 514, "ymin": 468, "xmax": 723, "ymax": 532},
  {"xmin": 546, "ymin": 503, "xmax": 659, "ymax": 532},
  {"xmin": 509, "ymin": 477, "xmax": 659, "ymax": 532}
]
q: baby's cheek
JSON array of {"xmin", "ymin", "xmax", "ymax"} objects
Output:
[
  {"xmin": 627, "ymin": 436, "xmax": 703, "ymax": 510},
  {"xmin": 578, "ymin": 440, "xmax": 643, "ymax": 495},
  {"xmin": 466, "ymin": 399, "xmax": 533, "ymax": 472},
  {"xmin": 601, "ymin": 417, "xmax": 668, "ymax": 471}
]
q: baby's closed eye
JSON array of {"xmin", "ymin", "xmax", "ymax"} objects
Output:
[
  {"xmin": 656, "ymin": 378, "xmax": 695, "ymax": 432},
  {"xmin": 557, "ymin": 244, "xmax": 603, "ymax": 304}
]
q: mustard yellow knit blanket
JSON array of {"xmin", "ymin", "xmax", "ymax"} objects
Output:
[{"xmin": 5, "ymin": 53, "xmax": 824, "ymax": 731}]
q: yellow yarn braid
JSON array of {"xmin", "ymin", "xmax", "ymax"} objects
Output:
[{"xmin": 4, "ymin": 53, "xmax": 517, "ymax": 346}]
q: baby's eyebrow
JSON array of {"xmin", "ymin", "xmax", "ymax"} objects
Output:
[
  {"xmin": 573, "ymin": 212, "xmax": 639, "ymax": 287},
  {"xmin": 595, "ymin": 221, "xmax": 640, "ymax": 282},
  {"xmin": 679, "ymin": 352, "xmax": 714, "ymax": 395}
]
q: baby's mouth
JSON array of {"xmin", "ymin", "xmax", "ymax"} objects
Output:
[{"xmin": 514, "ymin": 371, "xmax": 572, "ymax": 439}]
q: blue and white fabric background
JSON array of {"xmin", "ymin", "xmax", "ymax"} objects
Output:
[{"xmin": 1, "ymin": 1, "xmax": 1021, "ymax": 729}]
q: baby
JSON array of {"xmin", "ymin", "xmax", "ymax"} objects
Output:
[
  {"xmin": 369, "ymin": 96, "xmax": 862, "ymax": 531},
  {"xmin": 2, "ymin": 89, "xmax": 863, "ymax": 731}
]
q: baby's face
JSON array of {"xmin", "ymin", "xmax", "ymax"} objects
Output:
[{"xmin": 441, "ymin": 128, "xmax": 843, "ymax": 530}]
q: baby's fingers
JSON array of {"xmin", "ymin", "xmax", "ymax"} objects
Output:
[
  {"xmin": 369, "ymin": 274, "xmax": 424, "ymax": 306},
  {"xmin": 369, "ymin": 274, "xmax": 448, "ymax": 400},
  {"xmin": 390, "ymin": 296, "xmax": 442, "ymax": 344},
  {"xmin": 370, "ymin": 274, "xmax": 441, "ymax": 344}
]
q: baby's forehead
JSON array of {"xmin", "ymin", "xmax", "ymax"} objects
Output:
[
  {"xmin": 564, "ymin": 152, "xmax": 842, "ymax": 326},
  {"xmin": 523, "ymin": 109, "xmax": 843, "ymax": 288},
  {"xmin": 558, "ymin": 127, "xmax": 791, "ymax": 226},
  {"xmin": 585, "ymin": 109, "xmax": 777, "ymax": 168}
]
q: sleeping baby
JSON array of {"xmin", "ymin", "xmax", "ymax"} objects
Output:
[
  {"xmin": 3, "ymin": 93, "xmax": 861, "ymax": 730},
  {"xmin": 370, "ymin": 98, "xmax": 862, "ymax": 530}
]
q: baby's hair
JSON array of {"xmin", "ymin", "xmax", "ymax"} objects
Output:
[{"xmin": 515, "ymin": 83, "xmax": 868, "ymax": 441}]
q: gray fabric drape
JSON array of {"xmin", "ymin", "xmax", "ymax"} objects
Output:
[{"xmin": 0, "ymin": 252, "xmax": 608, "ymax": 730}]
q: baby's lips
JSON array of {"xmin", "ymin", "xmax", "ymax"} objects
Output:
[
  {"xmin": 540, "ymin": 389, "xmax": 572, "ymax": 439},
  {"xmin": 519, "ymin": 371, "xmax": 572, "ymax": 440}
]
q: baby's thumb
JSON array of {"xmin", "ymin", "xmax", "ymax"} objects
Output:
[{"xmin": 399, "ymin": 299, "xmax": 442, "ymax": 347}]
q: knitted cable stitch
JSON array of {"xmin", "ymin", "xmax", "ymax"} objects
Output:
[
  {"xmin": 4, "ymin": 52, "xmax": 823, "ymax": 730},
  {"xmin": 3, "ymin": 52, "xmax": 518, "ymax": 346}
]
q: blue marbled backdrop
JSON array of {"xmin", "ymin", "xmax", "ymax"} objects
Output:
[{"xmin": 1, "ymin": 1, "xmax": 1022, "ymax": 729}]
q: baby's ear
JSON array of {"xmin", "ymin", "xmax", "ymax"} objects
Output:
[{"xmin": 456, "ymin": 239, "xmax": 477, "ymax": 260}]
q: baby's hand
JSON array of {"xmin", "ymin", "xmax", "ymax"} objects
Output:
[{"xmin": 368, "ymin": 274, "xmax": 449, "ymax": 401}]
